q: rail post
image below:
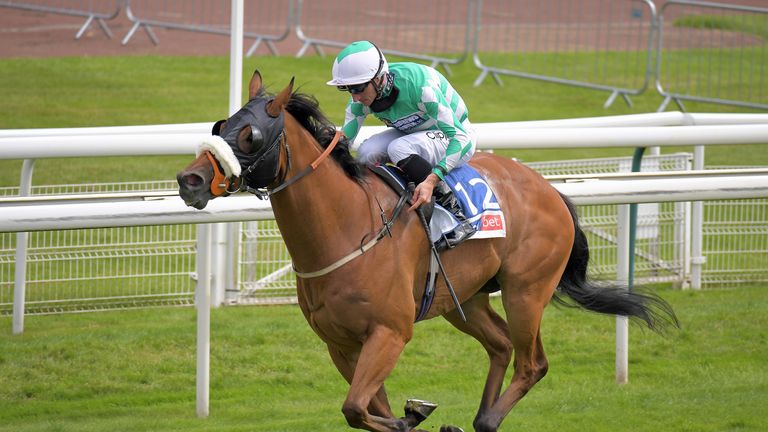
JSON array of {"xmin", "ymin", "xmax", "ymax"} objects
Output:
[{"xmin": 12, "ymin": 159, "xmax": 35, "ymax": 335}]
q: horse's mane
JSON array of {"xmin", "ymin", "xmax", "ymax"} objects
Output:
[{"xmin": 284, "ymin": 91, "xmax": 366, "ymax": 181}]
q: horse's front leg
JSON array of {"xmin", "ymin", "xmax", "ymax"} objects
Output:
[
  {"xmin": 341, "ymin": 325, "xmax": 411, "ymax": 432},
  {"xmin": 329, "ymin": 345, "xmax": 434, "ymax": 430},
  {"xmin": 327, "ymin": 345, "xmax": 396, "ymax": 419}
]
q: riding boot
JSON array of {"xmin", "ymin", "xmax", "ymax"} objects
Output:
[
  {"xmin": 397, "ymin": 154, "xmax": 432, "ymax": 184},
  {"xmin": 397, "ymin": 155, "xmax": 435, "ymax": 220},
  {"xmin": 434, "ymin": 181, "xmax": 476, "ymax": 250}
]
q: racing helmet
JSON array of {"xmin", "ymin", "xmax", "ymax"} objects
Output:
[{"xmin": 326, "ymin": 40, "xmax": 388, "ymax": 86}]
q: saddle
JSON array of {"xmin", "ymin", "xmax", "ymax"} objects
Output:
[
  {"xmin": 369, "ymin": 163, "xmax": 506, "ymax": 321},
  {"xmin": 369, "ymin": 164, "xmax": 470, "ymax": 251},
  {"xmin": 370, "ymin": 164, "xmax": 432, "ymax": 218}
]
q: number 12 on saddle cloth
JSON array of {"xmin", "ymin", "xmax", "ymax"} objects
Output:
[{"xmin": 432, "ymin": 164, "xmax": 506, "ymax": 243}]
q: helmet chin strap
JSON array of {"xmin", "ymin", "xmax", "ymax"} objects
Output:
[
  {"xmin": 372, "ymin": 72, "xmax": 394, "ymax": 100},
  {"xmin": 370, "ymin": 72, "xmax": 398, "ymax": 113}
]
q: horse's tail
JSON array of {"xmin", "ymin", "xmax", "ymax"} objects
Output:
[{"xmin": 554, "ymin": 193, "xmax": 679, "ymax": 332}]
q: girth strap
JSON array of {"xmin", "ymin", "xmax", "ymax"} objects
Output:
[{"xmin": 415, "ymin": 253, "xmax": 439, "ymax": 322}]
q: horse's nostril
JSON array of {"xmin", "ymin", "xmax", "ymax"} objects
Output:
[{"xmin": 181, "ymin": 173, "xmax": 203, "ymax": 188}]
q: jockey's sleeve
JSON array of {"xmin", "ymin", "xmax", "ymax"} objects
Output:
[
  {"xmin": 422, "ymin": 86, "xmax": 472, "ymax": 180},
  {"xmin": 341, "ymin": 100, "xmax": 369, "ymax": 143}
]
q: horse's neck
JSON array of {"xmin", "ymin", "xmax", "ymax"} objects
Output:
[{"xmin": 270, "ymin": 122, "xmax": 379, "ymax": 270}]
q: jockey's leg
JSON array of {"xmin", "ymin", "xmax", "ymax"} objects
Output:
[
  {"xmin": 386, "ymin": 131, "xmax": 446, "ymax": 168},
  {"xmin": 395, "ymin": 150, "xmax": 475, "ymax": 249},
  {"xmin": 433, "ymin": 181, "xmax": 476, "ymax": 249},
  {"xmin": 396, "ymin": 153, "xmax": 433, "ymax": 183},
  {"xmin": 357, "ymin": 128, "xmax": 403, "ymax": 165}
]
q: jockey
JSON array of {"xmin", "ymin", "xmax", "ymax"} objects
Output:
[{"xmin": 327, "ymin": 40, "xmax": 476, "ymax": 247}]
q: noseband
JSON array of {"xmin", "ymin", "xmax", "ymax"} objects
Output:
[{"xmin": 204, "ymin": 150, "xmax": 242, "ymax": 196}]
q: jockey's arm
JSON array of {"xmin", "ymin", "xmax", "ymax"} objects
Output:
[
  {"xmin": 425, "ymin": 93, "xmax": 468, "ymax": 181},
  {"xmin": 341, "ymin": 100, "xmax": 368, "ymax": 143},
  {"xmin": 408, "ymin": 172, "xmax": 440, "ymax": 211}
]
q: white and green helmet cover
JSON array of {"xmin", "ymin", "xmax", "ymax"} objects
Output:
[{"xmin": 327, "ymin": 40, "xmax": 388, "ymax": 86}]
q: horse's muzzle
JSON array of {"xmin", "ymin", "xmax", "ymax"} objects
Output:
[{"xmin": 177, "ymin": 172, "xmax": 210, "ymax": 210}]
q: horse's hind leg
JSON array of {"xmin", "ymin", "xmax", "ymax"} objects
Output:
[
  {"xmin": 472, "ymin": 280, "xmax": 554, "ymax": 432},
  {"xmin": 443, "ymin": 293, "xmax": 513, "ymax": 426}
]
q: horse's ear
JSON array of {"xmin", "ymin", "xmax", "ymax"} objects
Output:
[
  {"xmin": 266, "ymin": 77, "xmax": 294, "ymax": 118},
  {"xmin": 248, "ymin": 70, "xmax": 263, "ymax": 101}
]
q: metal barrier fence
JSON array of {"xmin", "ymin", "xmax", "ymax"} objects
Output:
[
  {"xmin": 294, "ymin": 0, "xmax": 474, "ymax": 73},
  {"xmin": 0, "ymin": 181, "xmax": 197, "ymax": 315},
  {"xmin": 237, "ymin": 220, "xmax": 295, "ymax": 304},
  {"xmin": 122, "ymin": 0, "xmax": 293, "ymax": 56},
  {"xmin": 655, "ymin": 0, "xmax": 768, "ymax": 111},
  {"xmin": 702, "ymin": 197, "xmax": 768, "ymax": 286},
  {"xmin": 0, "ymin": 0, "xmax": 122, "ymax": 39},
  {"xmin": 3, "ymin": 0, "xmax": 767, "ymax": 110},
  {"xmin": 473, "ymin": 0, "xmax": 658, "ymax": 108}
]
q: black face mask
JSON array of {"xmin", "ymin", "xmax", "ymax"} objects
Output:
[{"xmin": 218, "ymin": 97, "xmax": 285, "ymax": 188}]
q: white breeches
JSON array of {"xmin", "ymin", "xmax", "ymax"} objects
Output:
[{"xmin": 356, "ymin": 120, "xmax": 476, "ymax": 168}]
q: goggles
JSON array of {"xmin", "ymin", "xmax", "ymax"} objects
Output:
[{"xmin": 337, "ymin": 81, "xmax": 370, "ymax": 94}]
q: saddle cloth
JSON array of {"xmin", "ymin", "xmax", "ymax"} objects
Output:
[{"xmin": 373, "ymin": 164, "xmax": 506, "ymax": 244}]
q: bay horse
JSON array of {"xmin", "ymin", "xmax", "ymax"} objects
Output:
[{"xmin": 176, "ymin": 70, "xmax": 677, "ymax": 432}]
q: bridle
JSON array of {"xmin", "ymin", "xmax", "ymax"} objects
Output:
[
  {"xmin": 251, "ymin": 129, "xmax": 342, "ymax": 199},
  {"xmin": 205, "ymin": 128, "xmax": 342, "ymax": 200}
]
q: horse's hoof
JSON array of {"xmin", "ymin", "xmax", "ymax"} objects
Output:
[
  {"xmin": 404, "ymin": 398, "xmax": 438, "ymax": 422},
  {"xmin": 440, "ymin": 425, "xmax": 465, "ymax": 432}
]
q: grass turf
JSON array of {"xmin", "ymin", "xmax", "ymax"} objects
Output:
[{"xmin": 1, "ymin": 287, "xmax": 767, "ymax": 431}]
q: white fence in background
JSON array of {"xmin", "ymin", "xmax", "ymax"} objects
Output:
[{"xmin": 2, "ymin": 111, "xmax": 768, "ymax": 320}]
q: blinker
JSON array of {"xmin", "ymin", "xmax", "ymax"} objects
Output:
[{"xmin": 219, "ymin": 97, "xmax": 285, "ymax": 190}]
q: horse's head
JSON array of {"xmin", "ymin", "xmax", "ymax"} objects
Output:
[{"xmin": 177, "ymin": 70, "xmax": 294, "ymax": 209}]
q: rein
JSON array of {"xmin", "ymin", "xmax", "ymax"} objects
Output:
[
  {"xmin": 233, "ymin": 127, "xmax": 408, "ymax": 279},
  {"xmin": 250, "ymin": 130, "xmax": 342, "ymax": 199},
  {"xmin": 205, "ymin": 124, "xmax": 407, "ymax": 279}
]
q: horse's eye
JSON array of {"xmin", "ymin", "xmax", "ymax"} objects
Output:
[{"xmin": 237, "ymin": 125, "xmax": 265, "ymax": 154}]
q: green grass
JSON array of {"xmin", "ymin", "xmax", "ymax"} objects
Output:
[
  {"xmin": 1, "ymin": 287, "xmax": 767, "ymax": 431},
  {"xmin": 1, "ymin": 54, "xmax": 767, "ymax": 189},
  {"xmin": 675, "ymin": 14, "xmax": 768, "ymax": 41}
]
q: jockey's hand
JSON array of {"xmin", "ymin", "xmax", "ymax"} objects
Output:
[{"xmin": 409, "ymin": 173, "xmax": 440, "ymax": 212}]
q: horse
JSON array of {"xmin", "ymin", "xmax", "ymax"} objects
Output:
[{"xmin": 176, "ymin": 70, "xmax": 677, "ymax": 432}]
